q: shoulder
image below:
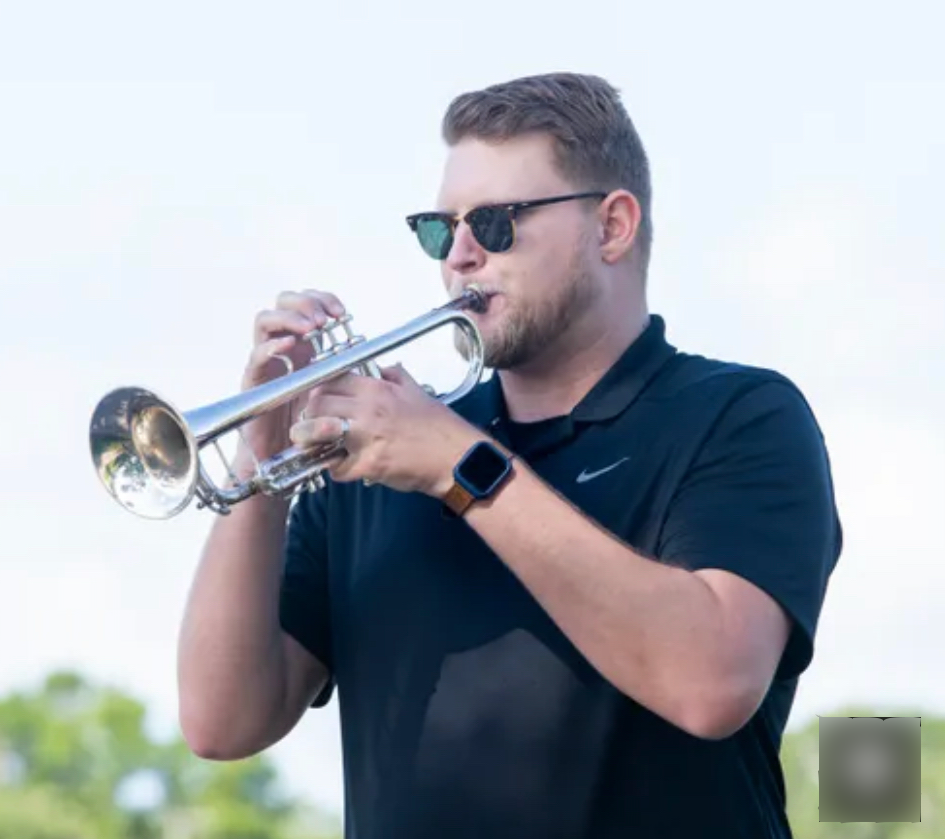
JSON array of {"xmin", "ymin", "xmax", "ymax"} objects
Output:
[
  {"xmin": 651, "ymin": 351, "xmax": 825, "ymax": 433},
  {"xmin": 654, "ymin": 351, "xmax": 802, "ymax": 403},
  {"xmin": 638, "ymin": 351, "xmax": 836, "ymax": 488}
]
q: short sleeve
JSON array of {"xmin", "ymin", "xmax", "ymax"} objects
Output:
[
  {"xmin": 657, "ymin": 379, "xmax": 842, "ymax": 681},
  {"xmin": 279, "ymin": 488, "xmax": 335, "ymax": 707}
]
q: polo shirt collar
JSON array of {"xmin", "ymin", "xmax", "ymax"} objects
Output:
[
  {"xmin": 466, "ymin": 314, "xmax": 677, "ymax": 430},
  {"xmin": 573, "ymin": 313, "xmax": 677, "ymax": 422}
]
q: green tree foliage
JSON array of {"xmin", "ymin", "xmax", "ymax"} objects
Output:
[
  {"xmin": 0, "ymin": 671, "xmax": 341, "ymax": 839},
  {"xmin": 2, "ymin": 670, "xmax": 943, "ymax": 837}
]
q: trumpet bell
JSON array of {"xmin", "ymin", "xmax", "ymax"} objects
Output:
[{"xmin": 89, "ymin": 386, "xmax": 198, "ymax": 519}]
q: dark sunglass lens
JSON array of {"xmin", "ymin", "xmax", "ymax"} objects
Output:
[
  {"xmin": 468, "ymin": 207, "xmax": 514, "ymax": 252},
  {"xmin": 415, "ymin": 217, "xmax": 453, "ymax": 259}
]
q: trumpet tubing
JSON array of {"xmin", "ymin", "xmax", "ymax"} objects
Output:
[{"xmin": 89, "ymin": 286, "xmax": 488, "ymax": 519}]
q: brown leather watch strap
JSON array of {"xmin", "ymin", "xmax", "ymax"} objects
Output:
[{"xmin": 442, "ymin": 481, "xmax": 476, "ymax": 517}]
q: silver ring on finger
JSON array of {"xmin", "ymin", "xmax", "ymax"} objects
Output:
[{"xmin": 270, "ymin": 353, "xmax": 294, "ymax": 375}]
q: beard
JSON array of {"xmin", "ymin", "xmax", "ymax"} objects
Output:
[{"xmin": 454, "ymin": 255, "xmax": 598, "ymax": 371}]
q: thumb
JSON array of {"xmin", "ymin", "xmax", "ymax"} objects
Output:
[
  {"xmin": 381, "ymin": 363, "xmax": 438, "ymax": 398},
  {"xmin": 380, "ymin": 362, "xmax": 417, "ymax": 386}
]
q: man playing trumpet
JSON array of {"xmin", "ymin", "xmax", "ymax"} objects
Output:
[{"xmin": 176, "ymin": 72, "xmax": 842, "ymax": 839}]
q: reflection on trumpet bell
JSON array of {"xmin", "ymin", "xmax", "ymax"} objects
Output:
[
  {"xmin": 90, "ymin": 388, "xmax": 198, "ymax": 519},
  {"xmin": 88, "ymin": 286, "xmax": 489, "ymax": 520}
]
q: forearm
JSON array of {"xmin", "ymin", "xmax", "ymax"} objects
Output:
[
  {"xmin": 177, "ymin": 491, "xmax": 295, "ymax": 753},
  {"xmin": 463, "ymin": 458, "xmax": 739, "ymax": 737}
]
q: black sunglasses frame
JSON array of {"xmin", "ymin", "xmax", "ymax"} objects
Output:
[{"xmin": 405, "ymin": 191, "xmax": 607, "ymax": 260}]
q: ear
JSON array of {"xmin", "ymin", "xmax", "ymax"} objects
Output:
[{"xmin": 598, "ymin": 190, "xmax": 642, "ymax": 265}]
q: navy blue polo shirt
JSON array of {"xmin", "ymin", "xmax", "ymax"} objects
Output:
[{"xmin": 279, "ymin": 314, "xmax": 842, "ymax": 839}]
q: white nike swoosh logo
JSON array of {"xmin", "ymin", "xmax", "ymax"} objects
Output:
[{"xmin": 576, "ymin": 457, "xmax": 630, "ymax": 483}]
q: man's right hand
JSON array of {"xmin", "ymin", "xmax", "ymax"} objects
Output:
[
  {"xmin": 235, "ymin": 288, "xmax": 349, "ymax": 472},
  {"xmin": 178, "ymin": 287, "xmax": 344, "ymax": 759},
  {"xmin": 178, "ymin": 291, "xmax": 345, "ymax": 760}
]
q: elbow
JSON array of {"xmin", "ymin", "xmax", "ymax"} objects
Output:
[
  {"xmin": 180, "ymin": 722, "xmax": 249, "ymax": 762},
  {"xmin": 678, "ymin": 686, "xmax": 762, "ymax": 741},
  {"xmin": 682, "ymin": 711, "xmax": 748, "ymax": 742},
  {"xmin": 182, "ymin": 734, "xmax": 252, "ymax": 762},
  {"xmin": 185, "ymin": 741, "xmax": 243, "ymax": 762},
  {"xmin": 611, "ymin": 669, "xmax": 757, "ymax": 741},
  {"xmin": 178, "ymin": 703, "xmax": 265, "ymax": 762}
]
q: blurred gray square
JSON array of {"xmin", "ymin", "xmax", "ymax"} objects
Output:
[{"xmin": 819, "ymin": 716, "xmax": 921, "ymax": 823}]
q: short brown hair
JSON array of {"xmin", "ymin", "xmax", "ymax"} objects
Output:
[{"xmin": 442, "ymin": 72, "xmax": 653, "ymax": 275}]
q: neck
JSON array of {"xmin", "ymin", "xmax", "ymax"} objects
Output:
[{"xmin": 497, "ymin": 302, "xmax": 650, "ymax": 424}]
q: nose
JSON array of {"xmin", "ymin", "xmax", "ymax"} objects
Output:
[{"xmin": 445, "ymin": 220, "xmax": 487, "ymax": 274}]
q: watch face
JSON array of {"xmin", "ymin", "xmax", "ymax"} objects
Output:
[{"xmin": 459, "ymin": 442, "xmax": 511, "ymax": 497}]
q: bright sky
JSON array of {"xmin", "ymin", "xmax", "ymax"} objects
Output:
[{"xmin": 1, "ymin": 0, "xmax": 942, "ymax": 819}]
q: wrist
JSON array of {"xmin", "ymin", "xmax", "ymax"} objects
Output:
[
  {"xmin": 429, "ymin": 429, "xmax": 489, "ymax": 500},
  {"xmin": 435, "ymin": 436, "xmax": 516, "ymax": 518}
]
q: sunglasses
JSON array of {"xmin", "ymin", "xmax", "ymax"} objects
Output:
[{"xmin": 405, "ymin": 191, "xmax": 607, "ymax": 260}]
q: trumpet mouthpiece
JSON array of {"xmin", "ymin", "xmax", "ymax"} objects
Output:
[{"xmin": 462, "ymin": 283, "xmax": 490, "ymax": 313}]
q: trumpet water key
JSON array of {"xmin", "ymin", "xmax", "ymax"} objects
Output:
[{"xmin": 89, "ymin": 286, "xmax": 489, "ymax": 520}]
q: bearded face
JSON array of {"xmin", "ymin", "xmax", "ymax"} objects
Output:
[
  {"xmin": 453, "ymin": 239, "xmax": 599, "ymax": 371},
  {"xmin": 435, "ymin": 136, "xmax": 605, "ymax": 372}
]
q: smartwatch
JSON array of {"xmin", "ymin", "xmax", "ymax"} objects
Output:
[{"xmin": 442, "ymin": 440, "xmax": 515, "ymax": 518}]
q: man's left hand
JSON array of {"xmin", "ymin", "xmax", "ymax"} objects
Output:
[{"xmin": 289, "ymin": 364, "xmax": 484, "ymax": 497}]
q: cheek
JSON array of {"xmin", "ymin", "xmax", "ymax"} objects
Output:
[
  {"xmin": 488, "ymin": 228, "xmax": 580, "ymax": 308},
  {"xmin": 516, "ymin": 250, "xmax": 572, "ymax": 301}
]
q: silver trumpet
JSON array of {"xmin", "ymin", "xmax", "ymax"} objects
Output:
[{"xmin": 89, "ymin": 286, "xmax": 488, "ymax": 520}]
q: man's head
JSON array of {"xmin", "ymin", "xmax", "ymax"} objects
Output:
[{"xmin": 408, "ymin": 72, "xmax": 653, "ymax": 371}]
